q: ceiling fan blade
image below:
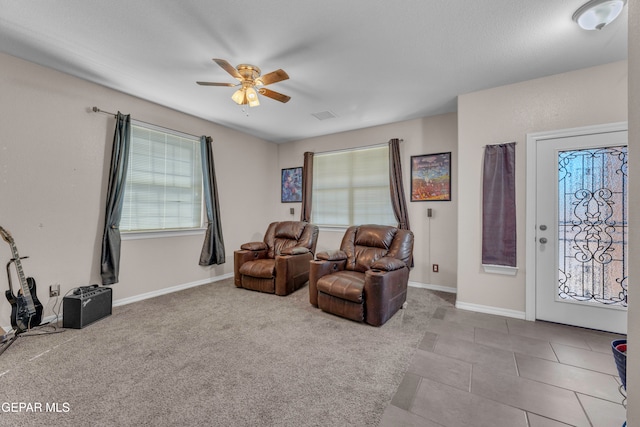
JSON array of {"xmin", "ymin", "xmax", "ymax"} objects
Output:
[
  {"xmin": 212, "ymin": 58, "xmax": 243, "ymax": 81},
  {"xmin": 196, "ymin": 81, "xmax": 238, "ymax": 87},
  {"xmin": 258, "ymin": 88, "xmax": 291, "ymax": 103},
  {"xmin": 256, "ymin": 69, "xmax": 289, "ymax": 86}
]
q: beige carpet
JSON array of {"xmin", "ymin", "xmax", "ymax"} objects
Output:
[{"xmin": 0, "ymin": 278, "xmax": 454, "ymax": 427}]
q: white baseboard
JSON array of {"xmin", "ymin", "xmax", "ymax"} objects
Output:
[
  {"xmin": 408, "ymin": 281, "xmax": 457, "ymax": 294},
  {"xmin": 455, "ymin": 300, "xmax": 526, "ymax": 320},
  {"xmin": 2, "ymin": 273, "xmax": 234, "ymax": 332},
  {"xmin": 112, "ymin": 273, "xmax": 233, "ymax": 307}
]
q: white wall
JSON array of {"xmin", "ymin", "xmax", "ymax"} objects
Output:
[
  {"xmin": 0, "ymin": 52, "xmax": 279, "ymax": 327},
  {"xmin": 277, "ymin": 113, "xmax": 459, "ymax": 290},
  {"xmin": 457, "ymin": 61, "xmax": 628, "ymax": 315},
  {"xmin": 626, "ymin": 0, "xmax": 638, "ymax": 421}
]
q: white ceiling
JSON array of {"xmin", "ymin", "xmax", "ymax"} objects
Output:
[{"xmin": 0, "ymin": 0, "xmax": 628, "ymax": 143}]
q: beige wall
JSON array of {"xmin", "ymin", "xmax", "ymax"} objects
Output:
[
  {"xmin": 0, "ymin": 52, "xmax": 279, "ymax": 327},
  {"xmin": 457, "ymin": 61, "xmax": 628, "ymax": 315},
  {"xmin": 278, "ymin": 113, "xmax": 459, "ymax": 290},
  {"xmin": 626, "ymin": 0, "xmax": 638, "ymax": 422}
]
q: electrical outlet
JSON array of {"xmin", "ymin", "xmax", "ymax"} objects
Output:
[
  {"xmin": 432, "ymin": 264, "xmax": 439, "ymax": 273},
  {"xmin": 49, "ymin": 284, "xmax": 60, "ymax": 297}
]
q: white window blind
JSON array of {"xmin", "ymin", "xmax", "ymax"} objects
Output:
[
  {"xmin": 312, "ymin": 145, "xmax": 396, "ymax": 227},
  {"xmin": 120, "ymin": 123, "xmax": 203, "ymax": 232}
]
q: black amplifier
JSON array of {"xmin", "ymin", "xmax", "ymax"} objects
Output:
[{"xmin": 63, "ymin": 286, "xmax": 112, "ymax": 329}]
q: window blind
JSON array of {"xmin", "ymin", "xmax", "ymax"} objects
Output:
[
  {"xmin": 120, "ymin": 124, "xmax": 203, "ymax": 232},
  {"xmin": 312, "ymin": 145, "xmax": 395, "ymax": 227}
]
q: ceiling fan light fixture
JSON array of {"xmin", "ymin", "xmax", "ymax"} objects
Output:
[
  {"xmin": 246, "ymin": 87, "xmax": 260, "ymax": 107},
  {"xmin": 199, "ymin": 59, "xmax": 290, "ymax": 107},
  {"xmin": 231, "ymin": 88, "xmax": 246, "ymax": 105},
  {"xmin": 572, "ymin": 0, "xmax": 626, "ymax": 30}
]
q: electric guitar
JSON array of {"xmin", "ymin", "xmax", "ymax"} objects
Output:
[{"xmin": 0, "ymin": 226, "xmax": 43, "ymax": 332}]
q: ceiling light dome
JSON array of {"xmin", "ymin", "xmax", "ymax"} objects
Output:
[{"xmin": 573, "ymin": 0, "xmax": 627, "ymax": 30}]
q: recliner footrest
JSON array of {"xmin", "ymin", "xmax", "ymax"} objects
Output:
[
  {"xmin": 239, "ymin": 259, "xmax": 275, "ymax": 278},
  {"xmin": 318, "ymin": 292, "xmax": 364, "ymax": 322}
]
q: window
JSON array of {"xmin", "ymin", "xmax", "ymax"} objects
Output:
[
  {"xmin": 120, "ymin": 123, "xmax": 203, "ymax": 232},
  {"xmin": 312, "ymin": 145, "xmax": 396, "ymax": 227}
]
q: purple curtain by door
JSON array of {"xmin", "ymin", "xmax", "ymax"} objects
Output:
[
  {"xmin": 388, "ymin": 138, "xmax": 410, "ymax": 230},
  {"xmin": 482, "ymin": 142, "xmax": 516, "ymax": 267},
  {"xmin": 300, "ymin": 151, "xmax": 314, "ymax": 222},
  {"xmin": 100, "ymin": 112, "xmax": 131, "ymax": 285}
]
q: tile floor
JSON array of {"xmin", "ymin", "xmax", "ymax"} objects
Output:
[{"xmin": 380, "ymin": 305, "xmax": 627, "ymax": 427}]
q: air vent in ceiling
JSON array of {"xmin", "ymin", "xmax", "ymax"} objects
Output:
[{"xmin": 311, "ymin": 110, "xmax": 337, "ymax": 121}]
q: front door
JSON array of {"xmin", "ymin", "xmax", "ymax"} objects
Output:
[{"xmin": 533, "ymin": 125, "xmax": 628, "ymax": 334}]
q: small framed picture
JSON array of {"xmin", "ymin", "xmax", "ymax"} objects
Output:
[
  {"xmin": 281, "ymin": 167, "xmax": 303, "ymax": 203},
  {"xmin": 410, "ymin": 152, "xmax": 451, "ymax": 201}
]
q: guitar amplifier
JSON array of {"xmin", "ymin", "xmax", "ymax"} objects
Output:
[{"xmin": 63, "ymin": 286, "xmax": 112, "ymax": 329}]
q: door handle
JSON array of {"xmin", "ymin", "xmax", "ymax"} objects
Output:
[{"xmin": 539, "ymin": 237, "xmax": 548, "ymax": 244}]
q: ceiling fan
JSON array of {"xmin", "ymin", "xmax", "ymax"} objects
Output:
[{"xmin": 197, "ymin": 58, "xmax": 291, "ymax": 107}]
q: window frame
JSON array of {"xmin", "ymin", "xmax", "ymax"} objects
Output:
[
  {"xmin": 120, "ymin": 120, "xmax": 206, "ymax": 238},
  {"xmin": 311, "ymin": 144, "xmax": 396, "ymax": 228}
]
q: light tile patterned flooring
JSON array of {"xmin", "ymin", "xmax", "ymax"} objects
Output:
[{"xmin": 380, "ymin": 306, "xmax": 627, "ymax": 427}]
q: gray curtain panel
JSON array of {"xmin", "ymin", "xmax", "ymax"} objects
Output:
[
  {"xmin": 388, "ymin": 138, "xmax": 410, "ymax": 230},
  {"xmin": 482, "ymin": 142, "xmax": 516, "ymax": 267},
  {"xmin": 100, "ymin": 112, "xmax": 131, "ymax": 285},
  {"xmin": 199, "ymin": 136, "xmax": 226, "ymax": 266},
  {"xmin": 300, "ymin": 151, "xmax": 314, "ymax": 223}
]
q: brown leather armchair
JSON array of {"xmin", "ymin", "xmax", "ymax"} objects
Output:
[
  {"xmin": 309, "ymin": 224, "xmax": 414, "ymax": 326},
  {"xmin": 234, "ymin": 221, "xmax": 319, "ymax": 296}
]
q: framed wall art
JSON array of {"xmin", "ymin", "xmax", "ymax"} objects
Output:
[
  {"xmin": 281, "ymin": 167, "xmax": 303, "ymax": 203},
  {"xmin": 410, "ymin": 152, "xmax": 451, "ymax": 201}
]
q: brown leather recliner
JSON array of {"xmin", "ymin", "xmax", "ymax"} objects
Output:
[
  {"xmin": 309, "ymin": 224, "xmax": 414, "ymax": 326},
  {"xmin": 234, "ymin": 221, "xmax": 319, "ymax": 296}
]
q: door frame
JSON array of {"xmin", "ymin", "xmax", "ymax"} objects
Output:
[{"xmin": 525, "ymin": 122, "xmax": 628, "ymax": 322}]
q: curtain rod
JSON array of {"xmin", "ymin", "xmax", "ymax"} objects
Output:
[
  {"xmin": 92, "ymin": 106, "xmax": 115, "ymax": 116},
  {"xmin": 483, "ymin": 141, "xmax": 517, "ymax": 148},
  {"xmin": 313, "ymin": 139, "xmax": 403, "ymax": 156},
  {"xmin": 91, "ymin": 106, "xmax": 201, "ymax": 140}
]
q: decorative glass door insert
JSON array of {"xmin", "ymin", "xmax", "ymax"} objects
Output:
[{"xmin": 557, "ymin": 146, "xmax": 628, "ymax": 309}]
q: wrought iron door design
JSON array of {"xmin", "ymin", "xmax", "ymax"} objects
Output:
[{"xmin": 557, "ymin": 146, "xmax": 628, "ymax": 308}]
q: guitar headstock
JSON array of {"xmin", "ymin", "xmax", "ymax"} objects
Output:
[{"xmin": 0, "ymin": 226, "xmax": 14, "ymax": 245}]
